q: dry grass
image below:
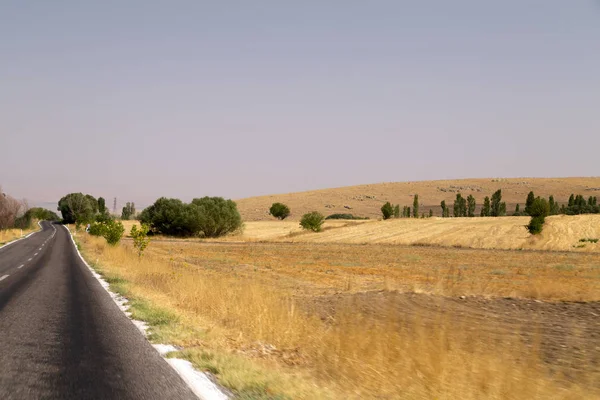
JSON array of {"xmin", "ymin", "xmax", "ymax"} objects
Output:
[
  {"xmin": 77, "ymin": 228, "xmax": 600, "ymax": 399},
  {"xmin": 0, "ymin": 223, "xmax": 39, "ymax": 245},
  {"xmin": 236, "ymin": 177, "xmax": 600, "ymax": 220}
]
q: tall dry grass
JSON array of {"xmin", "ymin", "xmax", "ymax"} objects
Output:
[{"xmin": 78, "ymin": 233, "xmax": 595, "ymax": 399}]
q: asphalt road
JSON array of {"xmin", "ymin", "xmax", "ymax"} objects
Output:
[{"xmin": 0, "ymin": 221, "xmax": 197, "ymax": 399}]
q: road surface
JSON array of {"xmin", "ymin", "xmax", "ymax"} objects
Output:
[{"xmin": 0, "ymin": 221, "xmax": 197, "ymax": 399}]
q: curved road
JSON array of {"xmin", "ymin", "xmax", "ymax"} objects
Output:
[{"xmin": 0, "ymin": 221, "xmax": 197, "ymax": 399}]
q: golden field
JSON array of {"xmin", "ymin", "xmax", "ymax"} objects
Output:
[
  {"xmin": 79, "ymin": 212, "xmax": 600, "ymax": 398},
  {"xmin": 235, "ymin": 177, "xmax": 600, "ymax": 220},
  {"xmin": 123, "ymin": 214, "xmax": 600, "ymax": 253},
  {"xmin": 0, "ymin": 223, "xmax": 39, "ymax": 245}
]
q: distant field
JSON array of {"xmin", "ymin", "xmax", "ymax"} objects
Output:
[
  {"xmin": 236, "ymin": 177, "xmax": 600, "ymax": 220},
  {"xmin": 124, "ymin": 215, "xmax": 600, "ymax": 253}
]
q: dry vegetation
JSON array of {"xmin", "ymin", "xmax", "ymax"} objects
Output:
[
  {"xmin": 0, "ymin": 224, "xmax": 38, "ymax": 245},
  {"xmin": 236, "ymin": 177, "xmax": 600, "ymax": 220},
  {"xmin": 78, "ymin": 216, "xmax": 600, "ymax": 398}
]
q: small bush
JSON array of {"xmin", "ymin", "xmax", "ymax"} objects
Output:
[
  {"xmin": 527, "ymin": 216, "xmax": 545, "ymax": 235},
  {"xmin": 269, "ymin": 203, "xmax": 290, "ymax": 220},
  {"xmin": 130, "ymin": 224, "xmax": 151, "ymax": 257},
  {"xmin": 325, "ymin": 214, "xmax": 368, "ymax": 220},
  {"xmin": 300, "ymin": 212, "xmax": 325, "ymax": 232},
  {"xmin": 89, "ymin": 220, "xmax": 125, "ymax": 245}
]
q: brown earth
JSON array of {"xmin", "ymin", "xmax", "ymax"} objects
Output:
[{"xmin": 236, "ymin": 177, "xmax": 600, "ymax": 220}]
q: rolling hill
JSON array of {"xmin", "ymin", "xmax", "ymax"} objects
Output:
[{"xmin": 235, "ymin": 177, "xmax": 600, "ymax": 221}]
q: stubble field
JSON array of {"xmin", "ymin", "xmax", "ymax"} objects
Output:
[{"xmin": 87, "ymin": 214, "xmax": 600, "ymax": 398}]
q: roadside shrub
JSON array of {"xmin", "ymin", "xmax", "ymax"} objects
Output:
[
  {"xmin": 269, "ymin": 203, "xmax": 290, "ymax": 220},
  {"xmin": 381, "ymin": 202, "xmax": 394, "ymax": 220},
  {"xmin": 89, "ymin": 221, "xmax": 108, "ymax": 237},
  {"xmin": 325, "ymin": 214, "xmax": 369, "ymax": 220},
  {"xmin": 104, "ymin": 220, "xmax": 125, "ymax": 245},
  {"xmin": 89, "ymin": 220, "xmax": 125, "ymax": 245},
  {"xmin": 130, "ymin": 224, "xmax": 151, "ymax": 257},
  {"xmin": 300, "ymin": 211, "xmax": 325, "ymax": 232}
]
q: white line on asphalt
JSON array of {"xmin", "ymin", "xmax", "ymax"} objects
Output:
[
  {"xmin": 34, "ymin": 252, "xmax": 38, "ymax": 256},
  {"xmin": 0, "ymin": 275, "xmax": 9, "ymax": 281},
  {"xmin": 18, "ymin": 265, "xmax": 24, "ymax": 269},
  {"xmin": 27, "ymin": 258, "xmax": 32, "ymax": 261}
]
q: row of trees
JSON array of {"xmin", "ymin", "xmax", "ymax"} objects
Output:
[
  {"xmin": 381, "ymin": 195, "xmax": 422, "ymax": 220},
  {"xmin": 444, "ymin": 190, "xmax": 507, "ymax": 218}
]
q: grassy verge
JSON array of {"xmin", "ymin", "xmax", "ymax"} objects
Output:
[
  {"xmin": 76, "ymin": 231, "xmax": 597, "ymax": 399},
  {"xmin": 0, "ymin": 221, "xmax": 40, "ymax": 245}
]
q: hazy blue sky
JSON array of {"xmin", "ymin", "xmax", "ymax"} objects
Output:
[{"xmin": 1, "ymin": 1, "xmax": 599, "ymax": 206}]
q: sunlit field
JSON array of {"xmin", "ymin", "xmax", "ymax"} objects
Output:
[{"xmin": 78, "ymin": 215, "xmax": 600, "ymax": 398}]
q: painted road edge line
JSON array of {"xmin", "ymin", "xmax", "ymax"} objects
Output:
[
  {"xmin": 0, "ymin": 275, "xmax": 9, "ymax": 281},
  {"xmin": 62, "ymin": 225, "xmax": 229, "ymax": 400},
  {"xmin": 18, "ymin": 265, "xmax": 24, "ymax": 269}
]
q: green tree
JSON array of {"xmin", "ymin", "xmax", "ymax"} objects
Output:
[
  {"xmin": 513, "ymin": 204, "xmax": 521, "ymax": 216},
  {"xmin": 191, "ymin": 197, "xmax": 243, "ymax": 238},
  {"xmin": 429, "ymin": 209, "xmax": 433, "ymax": 218},
  {"xmin": 269, "ymin": 203, "xmax": 290, "ymax": 220},
  {"xmin": 481, "ymin": 196, "xmax": 491, "ymax": 217},
  {"xmin": 466, "ymin": 195, "xmax": 476, "ymax": 217},
  {"xmin": 300, "ymin": 211, "xmax": 325, "ymax": 232},
  {"xmin": 381, "ymin": 202, "xmax": 394, "ymax": 220},
  {"xmin": 524, "ymin": 191, "xmax": 535, "ymax": 215},
  {"xmin": 453, "ymin": 194, "xmax": 467, "ymax": 217},
  {"xmin": 548, "ymin": 195, "xmax": 559, "ymax": 215},
  {"xmin": 412, "ymin": 195, "xmax": 419, "ymax": 218},
  {"xmin": 98, "ymin": 197, "xmax": 107, "ymax": 214},
  {"xmin": 440, "ymin": 201, "xmax": 447, "ymax": 218},
  {"xmin": 527, "ymin": 197, "xmax": 550, "ymax": 235},
  {"xmin": 130, "ymin": 224, "xmax": 151, "ymax": 257},
  {"xmin": 393, "ymin": 204, "xmax": 400, "ymax": 218},
  {"xmin": 490, "ymin": 190, "xmax": 506, "ymax": 217},
  {"xmin": 58, "ymin": 193, "xmax": 96, "ymax": 226},
  {"xmin": 121, "ymin": 202, "xmax": 136, "ymax": 220}
]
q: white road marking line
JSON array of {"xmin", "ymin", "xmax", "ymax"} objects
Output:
[
  {"xmin": 27, "ymin": 258, "xmax": 32, "ymax": 261},
  {"xmin": 39, "ymin": 247, "xmax": 42, "ymax": 250},
  {"xmin": 18, "ymin": 265, "xmax": 24, "ymax": 269},
  {"xmin": 0, "ymin": 275, "xmax": 9, "ymax": 281},
  {"xmin": 34, "ymin": 252, "xmax": 38, "ymax": 256}
]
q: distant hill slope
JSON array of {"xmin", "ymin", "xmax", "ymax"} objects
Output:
[{"xmin": 236, "ymin": 177, "xmax": 600, "ymax": 221}]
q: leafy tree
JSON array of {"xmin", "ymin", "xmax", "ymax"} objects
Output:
[
  {"xmin": 429, "ymin": 209, "xmax": 433, "ymax": 218},
  {"xmin": 130, "ymin": 224, "xmax": 151, "ymax": 257},
  {"xmin": 481, "ymin": 196, "xmax": 491, "ymax": 217},
  {"xmin": 381, "ymin": 202, "xmax": 394, "ymax": 220},
  {"xmin": 440, "ymin": 201, "xmax": 447, "ymax": 218},
  {"xmin": 98, "ymin": 197, "xmax": 107, "ymax": 214},
  {"xmin": 300, "ymin": 211, "xmax": 324, "ymax": 232},
  {"xmin": 466, "ymin": 195, "xmax": 476, "ymax": 217},
  {"xmin": 191, "ymin": 197, "xmax": 242, "ymax": 238},
  {"xmin": 527, "ymin": 197, "xmax": 550, "ymax": 235},
  {"xmin": 269, "ymin": 203, "xmax": 290, "ymax": 220},
  {"xmin": 89, "ymin": 219, "xmax": 125, "ymax": 245},
  {"xmin": 453, "ymin": 194, "xmax": 467, "ymax": 217},
  {"xmin": 490, "ymin": 190, "xmax": 506, "ymax": 217},
  {"xmin": 58, "ymin": 193, "xmax": 96, "ymax": 226},
  {"xmin": 568, "ymin": 194, "xmax": 575, "ymax": 208},
  {"xmin": 548, "ymin": 195, "xmax": 558, "ymax": 215},
  {"xmin": 121, "ymin": 202, "xmax": 136, "ymax": 220},
  {"xmin": 524, "ymin": 191, "xmax": 535, "ymax": 215},
  {"xmin": 139, "ymin": 198, "xmax": 196, "ymax": 236},
  {"xmin": 412, "ymin": 195, "xmax": 419, "ymax": 218},
  {"xmin": 393, "ymin": 204, "xmax": 400, "ymax": 218},
  {"xmin": 513, "ymin": 204, "xmax": 521, "ymax": 216}
]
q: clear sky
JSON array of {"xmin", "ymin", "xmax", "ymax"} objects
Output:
[{"xmin": 1, "ymin": 1, "xmax": 599, "ymax": 207}]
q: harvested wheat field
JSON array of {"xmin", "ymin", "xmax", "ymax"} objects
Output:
[
  {"xmin": 236, "ymin": 177, "xmax": 600, "ymax": 220},
  {"xmin": 80, "ymin": 221, "xmax": 600, "ymax": 398}
]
